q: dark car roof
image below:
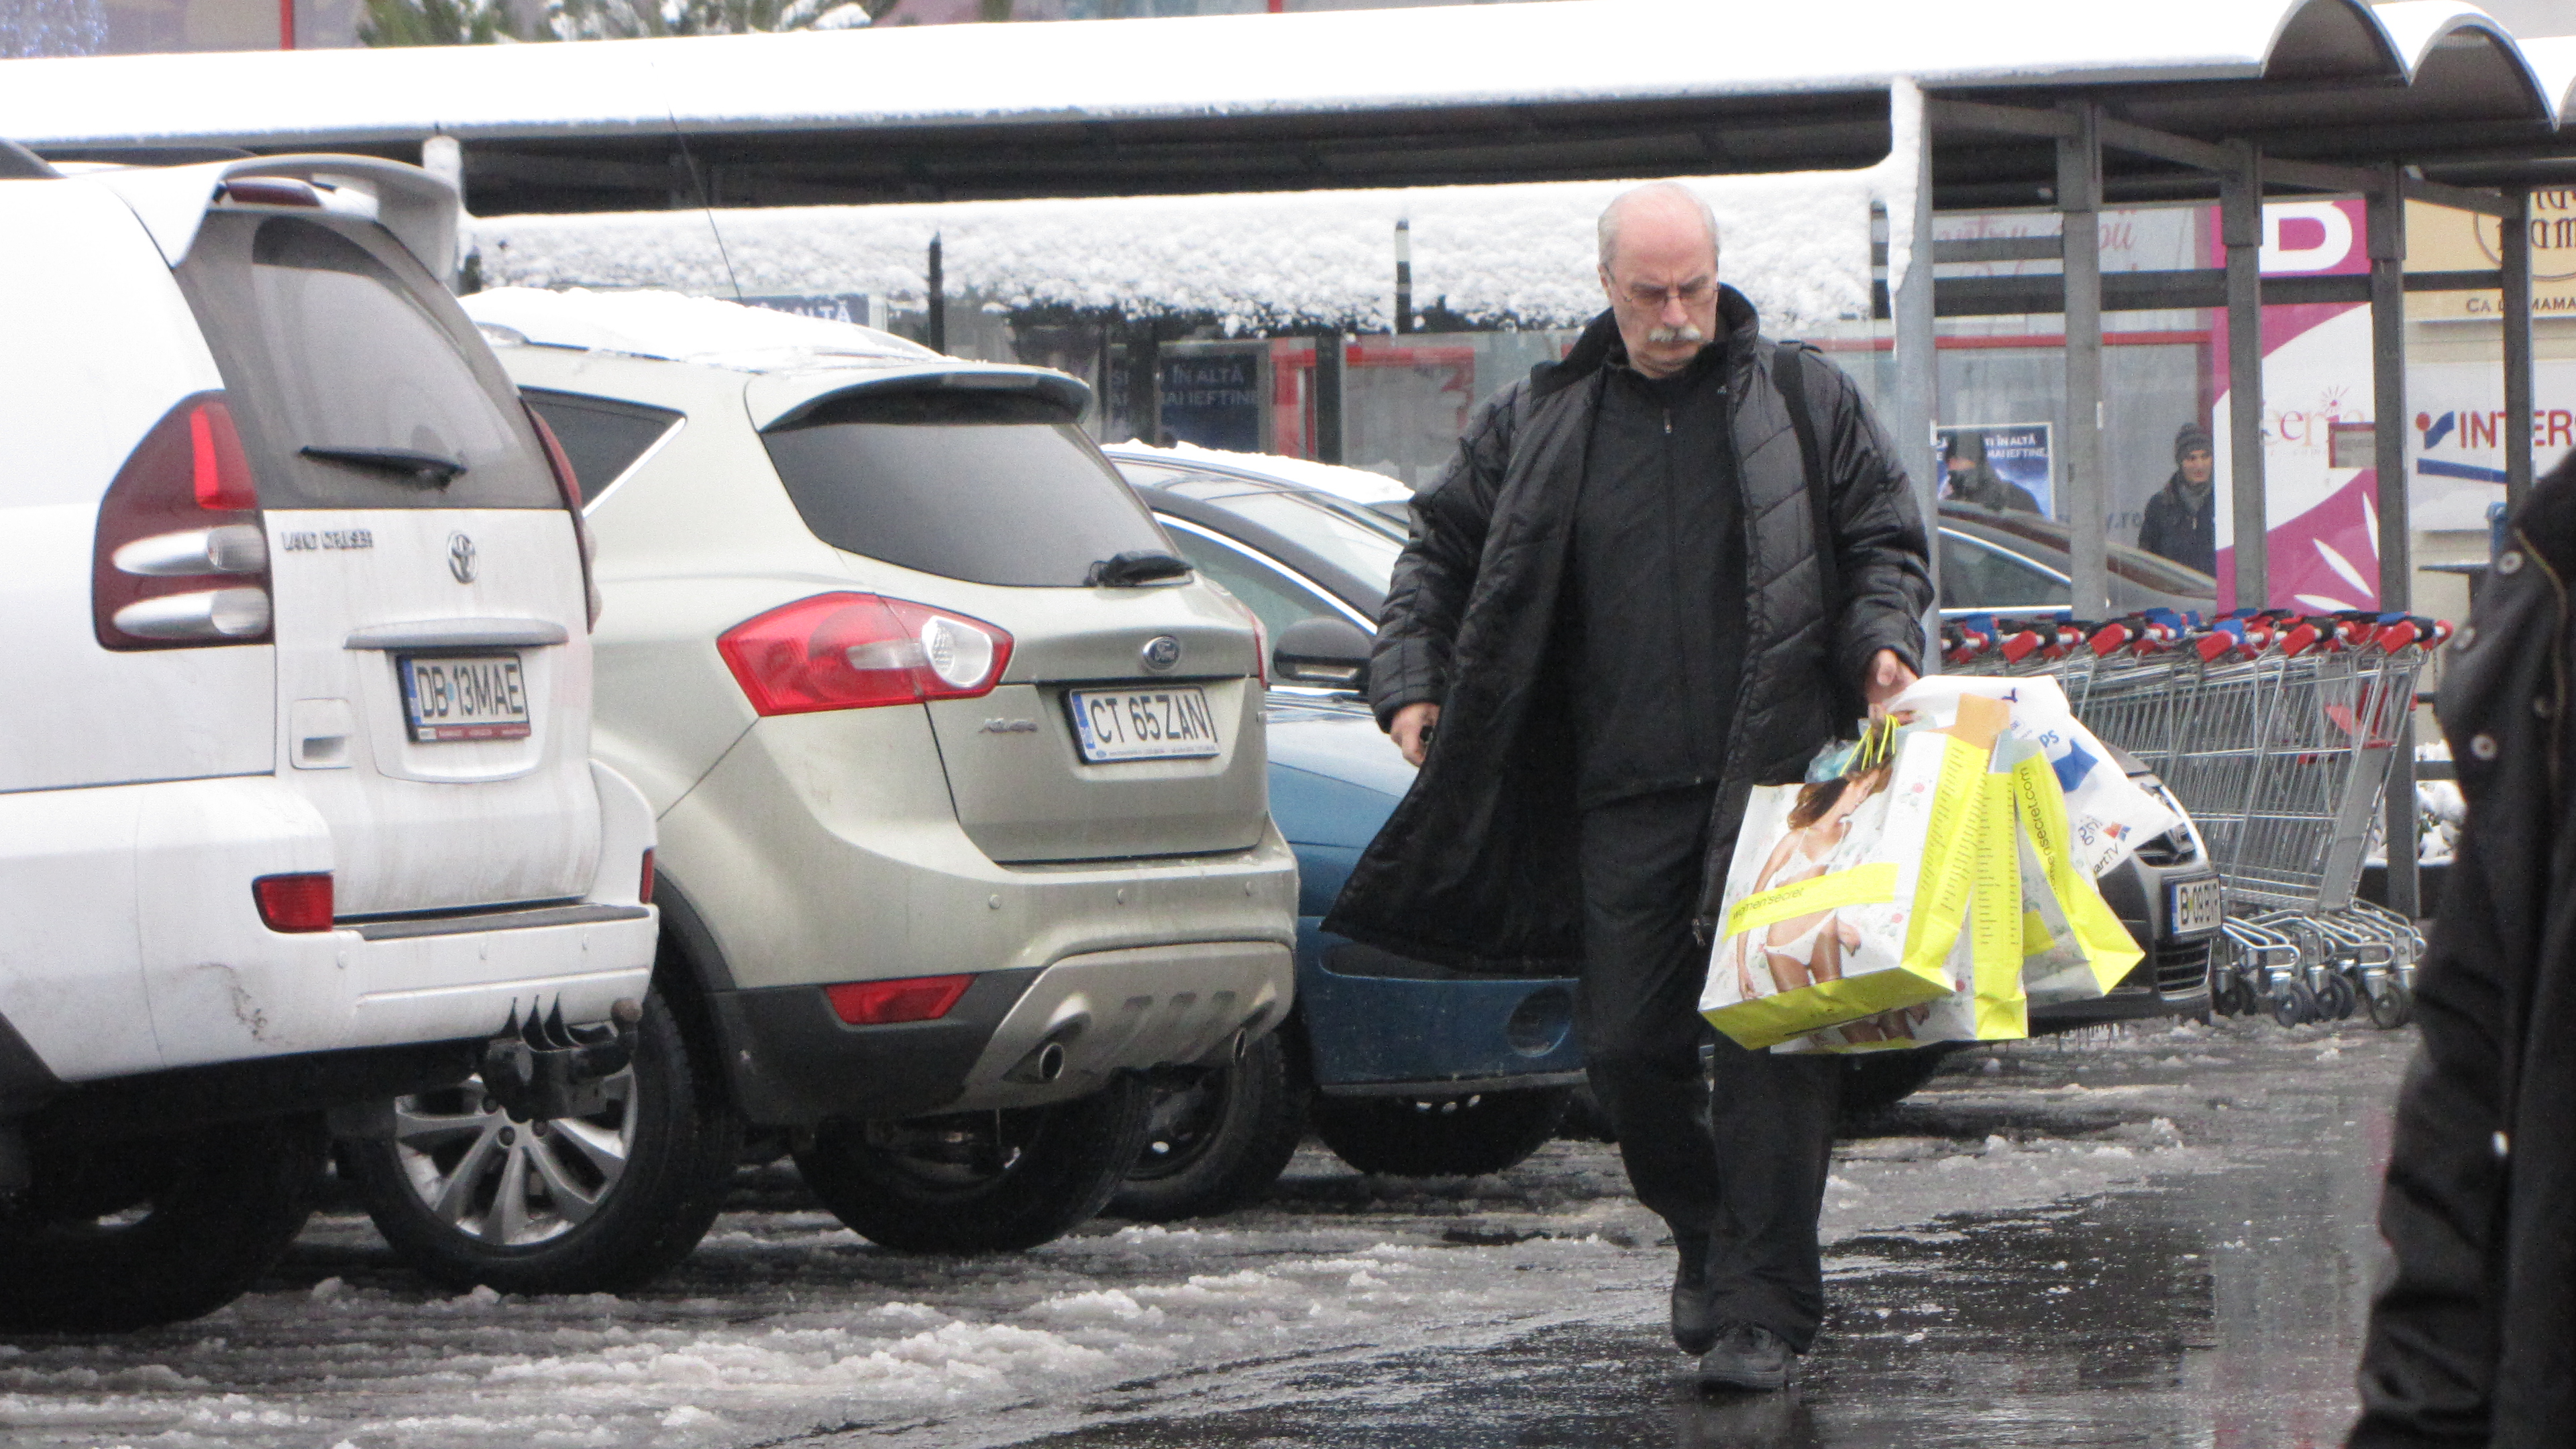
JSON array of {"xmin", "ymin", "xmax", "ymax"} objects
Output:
[
  {"xmin": 1108, "ymin": 456, "xmax": 1401, "ymax": 623},
  {"xmin": 1940, "ymin": 502, "xmax": 2217, "ymax": 606}
]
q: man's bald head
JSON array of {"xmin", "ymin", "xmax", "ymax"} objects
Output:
[
  {"xmin": 1597, "ymin": 182, "xmax": 1724, "ymax": 379},
  {"xmin": 1597, "ymin": 181, "xmax": 1721, "ymax": 273}
]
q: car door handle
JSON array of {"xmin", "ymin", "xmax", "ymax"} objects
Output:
[{"xmin": 344, "ymin": 618, "xmax": 571, "ymax": 650}]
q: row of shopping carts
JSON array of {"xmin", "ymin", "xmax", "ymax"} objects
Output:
[{"xmin": 1946, "ymin": 607, "xmax": 2448, "ymax": 1029}]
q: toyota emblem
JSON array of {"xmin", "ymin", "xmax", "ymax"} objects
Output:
[
  {"xmin": 1140, "ymin": 635, "xmax": 1183, "ymax": 673},
  {"xmin": 447, "ymin": 531, "xmax": 477, "ymax": 584}
]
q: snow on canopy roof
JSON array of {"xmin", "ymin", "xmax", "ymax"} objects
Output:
[
  {"xmin": 462, "ymin": 285, "xmax": 934, "ymax": 368},
  {"xmin": 0, "ymin": 0, "xmax": 2556, "ymax": 150},
  {"xmin": 470, "ymin": 171, "xmax": 1875, "ymax": 333}
]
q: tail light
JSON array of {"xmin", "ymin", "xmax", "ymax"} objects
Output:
[
  {"xmin": 824, "ymin": 973, "xmax": 974, "ymax": 1026},
  {"xmin": 524, "ymin": 403, "xmax": 603, "ymax": 632},
  {"xmin": 254, "ymin": 872, "xmax": 334, "ymax": 933},
  {"xmin": 93, "ymin": 392, "xmax": 272, "ymax": 650},
  {"xmin": 718, "ymin": 592, "xmax": 1013, "ymax": 717},
  {"xmin": 639, "ymin": 849, "xmax": 656, "ymax": 905}
]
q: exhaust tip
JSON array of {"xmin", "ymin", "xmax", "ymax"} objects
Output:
[{"xmin": 1035, "ymin": 1041, "xmax": 1066, "ymax": 1082}]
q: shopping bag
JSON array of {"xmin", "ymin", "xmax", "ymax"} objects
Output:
[
  {"xmin": 1888, "ymin": 675, "xmax": 2180, "ymax": 877},
  {"xmin": 1782, "ymin": 771, "xmax": 2031, "ymax": 1053},
  {"xmin": 2006, "ymin": 737, "xmax": 2144, "ymax": 1004},
  {"xmin": 1699, "ymin": 698, "xmax": 2006, "ymax": 1051}
]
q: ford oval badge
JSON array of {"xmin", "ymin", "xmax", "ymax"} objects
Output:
[{"xmin": 1141, "ymin": 635, "xmax": 1183, "ymax": 673}]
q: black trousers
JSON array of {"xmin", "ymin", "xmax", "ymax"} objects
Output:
[{"xmin": 1576, "ymin": 784, "xmax": 1843, "ymax": 1352}]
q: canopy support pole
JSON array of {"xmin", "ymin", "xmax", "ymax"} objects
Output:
[
  {"xmin": 2504, "ymin": 189, "xmax": 2536, "ymax": 514},
  {"xmin": 1889, "ymin": 80, "xmax": 1941, "ymax": 620},
  {"xmin": 2369, "ymin": 168, "xmax": 2420, "ymax": 920},
  {"xmin": 1313, "ymin": 331, "xmax": 1346, "ymax": 465},
  {"xmin": 2222, "ymin": 142, "xmax": 2267, "ymax": 610},
  {"xmin": 2058, "ymin": 101, "xmax": 2108, "ymax": 618}
]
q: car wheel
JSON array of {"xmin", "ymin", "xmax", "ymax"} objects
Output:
[
  {"xmin": 794, "ymin": 1075, "xmax": 1153, "ymax": 1252},
  {"xmin": 0, "ymin": 1114, "xmax": 327, "ymax": 1332},
  {"xmin": 2365, "ymin": 979, "xmax": 2415, "ymax": 1031},
  {"xmin": 1108, "ymin": 1031, "xmax": 1307, "ymax": 1222},
  {"xmin": 343, "ymin": 991, "xmax": 740, "ymax": 1293},
  {"xmin": 1836, "ymin": 1046, "xmax": 1956, "ymax": 1122},
  {"xmin": 1310, "ymin": 1085, "xmax": 1570, "ymax": 1177}
]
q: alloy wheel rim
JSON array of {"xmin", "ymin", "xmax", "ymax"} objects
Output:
[{"xmin": 391, "ymin": 1069, "xmax": 636, "ymax": 1246}]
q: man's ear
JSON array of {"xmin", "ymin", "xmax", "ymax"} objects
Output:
[{"xmin": 1599, "ymin": 265, "xmax": 1617, "ymax": 305}]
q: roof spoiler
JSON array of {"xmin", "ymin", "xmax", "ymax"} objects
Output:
[
  {"xmin": 91, "ymin": 153, "xmax": 460, "ymax": 280},
  {"xmin": 755, "ymin": 367, "xmax": 1093, "ymax": 431},
  {"xmin": 0, "ymin": 139, "xmax": 58, "ymax": 180}
]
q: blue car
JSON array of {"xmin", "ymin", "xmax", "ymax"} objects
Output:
[{"xmin": 1101, "ymin": 445, "xmax": 1585, "ymax": 1220}]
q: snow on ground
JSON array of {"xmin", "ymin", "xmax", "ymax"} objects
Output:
[
  {"xmin": 470, "ymin": 170, "xmax": 1874, "ymax": 335},
  {"xmin": 0, "ymin": 1018, "xmax": 2381, "ymax": 1449}
]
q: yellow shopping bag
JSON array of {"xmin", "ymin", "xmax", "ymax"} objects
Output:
[
  {"xmin": 1700, "ymin": 698, "xmax": 2008, "ymax": 1051},
  {"xmin": 2008, "ymin": 745, "xmax": 2144, "ymax": 1002}
]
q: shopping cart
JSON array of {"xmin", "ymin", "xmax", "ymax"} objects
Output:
[{"xmin": 1948, "ymin": 610, "xmax": 2439, "ymax": 1028}]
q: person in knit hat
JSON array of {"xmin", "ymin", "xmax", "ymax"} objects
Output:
[{"xmin": 2139, "ymin": 423, "xmax": 2217, "ymax": 574}]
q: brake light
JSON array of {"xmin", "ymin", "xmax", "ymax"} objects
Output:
[
  {"xmin": 717, "ymin": 592, "xmax": 1014, "ymax": 716},
  {"xmin": 824, "ymin": 974, "xmax": 974, "ymax": 1026},
  {"xmin": 93, "ymin": 392, "xmax": 272, "ymax": 651},
  {"xmin": 523, "ymin": 402, "xmax": 602, "ymax": 632},
  {"xmin": 218, "ymin": 177, "xmax": 323, "ymax": 209},
  {"xmin": 639, "ymin": 849, "xmax": 655, "ymax": 905},
  {"xmin": 253, "ymin": 872, "xmax": 334, "ymax": 932}
]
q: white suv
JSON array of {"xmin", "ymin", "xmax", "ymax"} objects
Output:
[
  {"xmin": 388, "ymin": 288, "xmax": 1297, "ymax": 1280},
  {"xmin": 0, "ymin": 148, "xmax": 657, "ymax": 1330}
]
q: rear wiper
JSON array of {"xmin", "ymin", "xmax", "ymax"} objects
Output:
[
  {"xmin": 301, "ymin": 445, "xmax": 468, "ymax": 487},
  {"xmin": 1086, "ymin": 551, "xmax": 1193, "ymax": 587}
]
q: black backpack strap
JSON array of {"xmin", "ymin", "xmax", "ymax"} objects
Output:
[{"xmin": 1770, "ymin": 340, "xmax": 1837, "ymax": 621}]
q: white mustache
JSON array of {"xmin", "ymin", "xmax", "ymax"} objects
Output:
[{"xmin": 1645, "ymin": 323, "xmax": 1707, "ymax": 345}]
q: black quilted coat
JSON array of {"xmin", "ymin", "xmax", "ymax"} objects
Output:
[
  {"xmin": 2350, "ymin": 455, "xmax": 2576, "ymax": 1449},
  {"xmin": 1321, "ymin": 290, "xmax": 1931, "ymax": 971}
]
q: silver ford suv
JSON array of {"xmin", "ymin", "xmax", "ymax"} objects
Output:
[{"xmin": 354, "ymin": 288, "xmax": 1298, "ymax": 1287}]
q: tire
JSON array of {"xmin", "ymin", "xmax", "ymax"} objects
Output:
[
  {"xmin": 2365, "ymin": 978, "xmax": 2416, "ymax": 1031},
  {"xmin": 2318, "ymin": 971, "xmax": 2359, "ymax": 1022},
  {"xmin": 2212, "ymin": 974, "xmax": 2251, "ymax": 1018},
  {"xmin": 1108, "ymin": 1031, "xmax": 1307, "ymax": 1222},
  {"xmin": 342, "ymin": 991, "xmax": 741, "ymax": 1293},
  {"xmin": 1311, "ymin": 1085, "xmax": 1570, "ymax": 1177},
  {"xmin": 1836, "ymin": 1046, "xmax": 1954, "ymax": 1121},
  {"xmin": 794, "ymin": 1075, "xmax": 1154, "ymax": 1253},
  {"xmin": 0, "ymin": 1114, "xmax": 327, "ymax": 1332},
  {"xmin": 2269, "ymin": 979, "xmax": 2318, "ymax": 1028}
]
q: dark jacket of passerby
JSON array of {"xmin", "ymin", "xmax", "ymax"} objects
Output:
[
  {"xmin": 2349, "ymin": 455, "xmax": 2576, "ymax": 1448},
  {"xmin": 2136, "ymin": 474, "xmax": 2216, "ymax": 575},
  {"xmin": 1322, "ymin": 288, "xmax": 1931, "ymax": 969}
]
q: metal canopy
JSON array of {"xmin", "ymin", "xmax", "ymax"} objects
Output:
[{"xmin": 1, "ymin": 0, "xmax": 2569, "ymax": 214}]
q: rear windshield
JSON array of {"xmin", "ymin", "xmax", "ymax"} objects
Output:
[
  {"xmin": 761, "ymin": 390, "xmax": 1169, "ymax": 587},
  {"xmin": 526, "ymin": 389, "xmax": 684, "ymax": 505},
  {"xmin": 178, "ymin": 213, "xmax": 560, "ymax": 511}
]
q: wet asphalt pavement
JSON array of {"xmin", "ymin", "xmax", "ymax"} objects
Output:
[
  {"xmin": 873, "ymin": 1022, "xmax": 2402, "ymax": 1449},
  {"xmin": 0, "ymin": 1018, "xmax": 2406, "ymax": 1448}
]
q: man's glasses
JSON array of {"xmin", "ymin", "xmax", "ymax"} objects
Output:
[{"xmin": 1619, "ymin": 277, "xmax": 1715, "ymax": 310}]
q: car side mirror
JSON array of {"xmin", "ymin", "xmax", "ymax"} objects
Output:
[{"xmin": 1271, "ymin": 616, "xmax": 1374, "ymax": 692}]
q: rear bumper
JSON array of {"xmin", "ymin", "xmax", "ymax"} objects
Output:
[
  {"xmin": 711, "ymin": 940, "xmax": 1293, "ymax": 1124},
  {"xmin": 1296, "ymin": 924, "xmax": 1585, "ymax": 1093},
  {"xmin": 0, "ymin": 768, "xmax": 658, "ymax": 1088}
]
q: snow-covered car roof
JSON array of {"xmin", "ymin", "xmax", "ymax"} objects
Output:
[
  {"xmin": 462, "ymin": 285, "xmax": 933, "ymax": 370},
  {"xmin": 463, "ymin": 286, "xmax": 1091, "ymax": 422},
  {"xmin": 1106, "ymin": 442, "xmax": 1414, "ymax": 510},
  {"xmin": 0, "ymin": 0, "xmax": 2557, "ymax": 149}
]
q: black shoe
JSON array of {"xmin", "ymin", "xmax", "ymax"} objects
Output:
[
  {"xmin": 1696, "ymin": 1322, "xmax": 1792, "ymax": 1393},
  {"xmin": 1670, "ymin": 1270, "xmax": 1719, "ymax": 1355}
]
